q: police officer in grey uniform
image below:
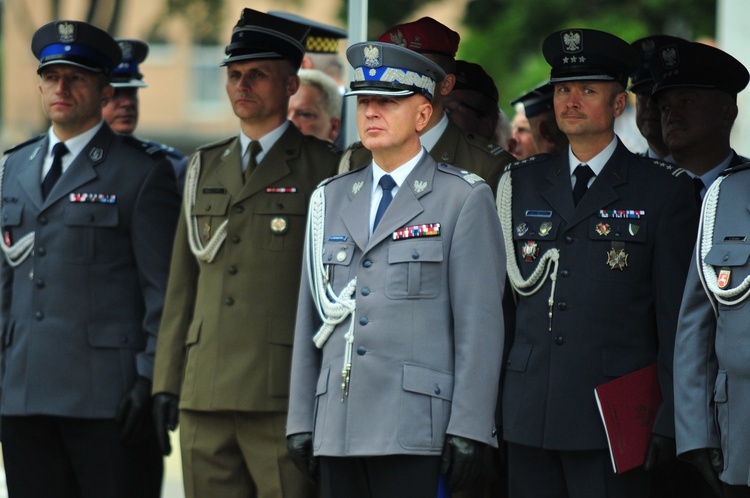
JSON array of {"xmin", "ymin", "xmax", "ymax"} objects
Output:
[
  {"xmin": 669, "ymin": 41, "xmax": 750, "ymax": 498},
  {"xmin": 498, "ymin": 28, "xmax": 699, "ymax": 498},
  {"xmin": 341, "ymin": 17, "xmax": 515, "ymax": 197},
  {"xmin": 0, "ymin": 20, "xmax": 180, "ymax": 498},
  {"xmin": 103, "ymin": 38, "xmax": 189, "ymax": 194},
  {"xmin": 286, "ymin": 41, "xmax": 505, "ymax": 498}
]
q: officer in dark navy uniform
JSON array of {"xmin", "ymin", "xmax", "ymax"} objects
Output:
[
  {"xmin": 103, "ymin": 38, "xmax": 189, "ymax": 194},
  {"xmin": 498, "ymin": 28, "xmax": 699, "ymax": 498},
  {"xmin": 649, "ymin": 38, "xmax": 749, "ymax": 201},
  {"xmin": 0, "ymin": 20, "xmax": 180, "ymax": 498}
]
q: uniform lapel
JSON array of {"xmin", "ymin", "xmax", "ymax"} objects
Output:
[
  {"xmin": 341, "ymin": 167, "xmax": 372, "ymax": 252},
  {"xmin": 212, "ymin": 138, "xmax": 243, "ymax": 199},
  {"xmin": 366, "ymin": 154, "xmax": 432, "ymax": 250},
  {"xmin": 17, "ymin": 138, "xmax": 48, "ymax": 211},
  {"xmin": 540, "ymin": 154, "xmax": 575, "ymax": 224},
  {"xmin": 235, "ymin": 126, "xmax": 298, "ymax": 204},
  {"xmin": 42, "ymin": 126, "xmax": 112, "ymax": 208}
]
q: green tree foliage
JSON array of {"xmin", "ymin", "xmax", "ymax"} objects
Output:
[{"xmin": 460, "ymin": 0, "xmax": 716, "ymax": 114}]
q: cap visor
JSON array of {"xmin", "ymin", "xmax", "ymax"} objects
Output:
[
  {"xmin": 111, "ymin": 79, "xmax": 147, "ymax": 88},
  {"xmin": 345, "ymin": 89, "xmax": 416, "ymax": 98}
]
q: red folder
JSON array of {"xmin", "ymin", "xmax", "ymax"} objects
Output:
[{"xmin": 594, "ymin": 363, "xmax": 661, "ymax": 474}]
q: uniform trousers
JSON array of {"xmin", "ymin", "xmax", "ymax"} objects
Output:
[
  {"xmin": 179, "ymin": 409, "xmax": 316, "ymax": 498},
  {"xmin": 319, "ymin": 455, "xmax": 441, "ymax": 498},
  {"xmin": 1, "ymin": 415, "xmax": 159, "ymax": 498},
  {"xmin": 507, "ymin": 442, "xmax": 649, "ymax": 498}
]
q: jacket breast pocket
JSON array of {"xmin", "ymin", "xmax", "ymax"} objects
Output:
[
  {"xmin": 2, "ymin": 204, "xmax": 23, "ymax": 228},
  {"xmin": 191, "ymin": 193, "xmax": 230, "ymax": 246},
  {"xmin": 252, "ymin": 193, "xmax": 307, "ymax": 252},
  {"xmin": 585, "ymin": 219, "xmax": 648, "ymax": 282},
  {"xmin": 399, "ymin": 362, "xmax": 454, "ymax": 450},
  {"xmin": 706, "ymin": 243, "xmax": 750, "ymax": 311},
  {"xmin": 385, "ymin": 240, "xmax": 443, "ymax": 299},
  {"xmin": 64, "ymin": 204, "xmax": 121, "ymax": 262},
  {"xmin": 322, "ymin": 241, "xmax": 356, "ymax": 289}
]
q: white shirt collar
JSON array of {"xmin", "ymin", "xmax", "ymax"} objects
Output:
[
  {"xmin": 238, "ymin": 121, "xmax": 290, "ymax": 166},
  {"xmin": 568, "ymin": 136, "xmax": 618, "ymax": 177},
  {"xmin": 44, "ymin": 121, "xmax": 104, "ymax": 178},
  {"xmin": 419, "ymin": 113, "xmax": 449, "ymax": 153}
]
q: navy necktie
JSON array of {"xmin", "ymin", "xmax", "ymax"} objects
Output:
[
  {"xmin": 42, "ymin": 142, "xmax": 68, "ymax": 200},
  {"xmin": 693, "ymin": 177, "xmax": 706, "ymax": 206},
  {"xmin": 373, "ymin": 175, "xmax": 397, "ymax": 231},
  {"xmin": 572, "ymin": 164, "xmax": 595, "ymax": 206}
]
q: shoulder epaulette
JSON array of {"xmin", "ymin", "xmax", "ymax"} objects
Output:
[
  {"xmin": 437, "ymin": 162, "xmax": 485, "ymax": 187},
  {"xmin": 302, "ymin": 134, "xmax": 342, "ymax": 155},
  {"xmin": 144, "ymin": 140, "xmax": 188, "ymax": 160},
  {"xmin": 3, "ymin": 134, "xmax": 45, "ymax": 155},
  {"xmin": 196, "ymin": 136, "xmax": 235, "ymax": 152},
  {"xmin": 508, "ymin": 153, "xmax": 551, "ymax": 171},
  {"xmin": 637, "ymin": 156, "xmax": 687, "ymax": 177},
  {"xmin": 120, "ymin": 135, "xmax": 166, "ymax": 156},
  {"xmin": 720, "ymin": 161, "xmax": 750, "ymax": 177}
]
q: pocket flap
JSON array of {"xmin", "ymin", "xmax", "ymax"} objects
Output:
[
  {"xmin": 191, "ymin": 193, "xmax": 230, "ymax": 217},
  {"xmin": 2, "ymin": 204, "xmax": 23, "ymax": 227},
  {"xmin": 186, "ymin": 319, "xmax": 202, "ymax": 346},
  {"xmin": 88, "ymin": 325, "xmax": 144, "ymax": 349},
  {"xmin": 505, "ymin": 343, "xmax": 533, "ymax": 372},
  {"xmin": 323, "ymin": 242, "xmax": 356, "ymax": 266},
  {"xmin": 402, "ymin": 362, "xmax": 454, "ymax": 401},
  {"xmin": 316, "ymin": 366, "xmax": 330, "ymax": 396},
  {"xmin": 64, "ymin": 204, "xmax": 118, "ymax": 227},
  {"xmin": 388, "ymin": 240, "xmax": 443, "ymax": 264},
  {"xmin": 256, "ymin": 193, "xmax": 307, "ymax": 215},
  {"xmin": 705, "ymin": 243, "xmax": 750, "ymax": 267}
]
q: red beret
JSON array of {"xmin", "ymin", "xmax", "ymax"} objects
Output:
[{"xmin": 377, "ymin": 17, "xmax": 459, "ymax": 58}]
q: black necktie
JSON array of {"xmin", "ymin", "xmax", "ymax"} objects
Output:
[
  {"xmin": 572, "ymin": 164, "xmax": 595, "ymax": 206},
  {"xmin": 243, "ymin": 140, "xmax": 262, "ymax": 183},
  {"xmin": 693, "ymin": 177, "xmax": 706, "ymax": 206},
  {"xmin": 42, "ymin": 142, "xmax": 68, "ymax": 200},
  {"xmin": 373, "ymin": 175, "xmax": 397, "ymax": 231}
]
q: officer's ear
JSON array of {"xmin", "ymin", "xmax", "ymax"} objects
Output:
[
  {"xmin": 415, "ymin": 100, "xmax": 433, "ymax": 133},
  {"xmin": 439, "ymin": 74, "xmax": 456, "ymax": 96},
  {"xmin": 611, "ymin": 89, "xmax": 628, "ymax": 118},
  {"xmin": 101, "ymin": 83, "xmax": 115, "ymax": 104}
]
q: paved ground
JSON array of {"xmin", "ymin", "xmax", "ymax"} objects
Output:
[{"xmin": 0, "ymin": 429, "xmax": 185, "ymax": 498}]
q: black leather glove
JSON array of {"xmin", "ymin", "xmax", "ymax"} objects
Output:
[
  {"xmin": 643, "ymin": 433, "xmax": 676, "ymax": 470},
  {"xmin": 439, "ymin": 435, "xmax": 485, "ymax": 492},
  {"xmin": 152, "ymin": 392, "xmax": 179, "ymax": 456},
  {"xmin": 681, "ymin": 448, "xmax": 723, "ymax": 498},
  {"xmin": 116, "ymin": 376, "xmax": 153, "ymax": 445},
  {"xmin": 287, "ymin": 432, "xmax": 318, "ymax": 483}
]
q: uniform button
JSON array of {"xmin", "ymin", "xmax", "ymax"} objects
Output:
[
  {"xmin": 35, "ymin": 279, "xmax": 45, "ymax": 289},
  {"xmin": 559, "ymin": 270, "xmax": 570, "ymax": 277},
  {"xmin": 357, "ymin": 346, "xmax": 366, "ymax": 356},
  {"xmin": 205, "ymin": 205, "xmax": 212, "ymax": 212},
  {"xmin": 614, "ymin": 232, "xmax": 621, "ymax": 237},
  {"xmin": 412, "ymin": 251, "xmax": 420, "ymax": 260},
  {"xmin": 492, "ymin": 428, "xmax": 498, "ymax": 437},
  {"xmin": 37, "ymin": 247, "xmax": 47, "ymax": 256},
  {"xmin": 121, "ymin": 336, "xmax": 129, "ymax": 344},
  {"xmin": 359, "ymin": 317, "xmax": 369, "ymax": 326},
  {"xmin": 34, "ymin": 310, "xmax": 44, "ymax": 321},
  {"xmin": 434, "ymin": 386, "xmax": 441, "ymax": 395},
  {"xmin": 234, "ymin": 206, "xmax": 245, "ymax": 214},
  {"xmin": 363, "ymin": 259, "xmax": 372, "ymax": 268},
  {"xmin": 564, "ymin": 236, "xmax": 574, "ymax": 244},
  {"xmin": 557, "ymin": 302, "xmax": 567, "ymax": 311},
  {"xmin": 723, "ymin": 254, "xmax": 730, "ymax": 262},
  {"xmin": 361, "ymin": 287, "xmax": 370, "ymax": 296},
  {"xmin": 228, "ymin": 266, "xmax": 238, "ymax": 275},
  {"xmin": 554, "ymin": 336, "xmax": 564, "ymax": 345},
  {"xmin": 231, "ymin": 236, "xmax": 241, "ymax": 244},
  {"xmin": 38, "ymin": 216, "xmax": 48, "ymax": 225},
  {"xmin": 225, "ymin": 297, "xmax": 235, "ymax": 306}
]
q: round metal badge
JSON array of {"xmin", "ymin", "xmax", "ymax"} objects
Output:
[{"xmin": 270, "ymin": 216, "xmax": 288, "ymax": 235}]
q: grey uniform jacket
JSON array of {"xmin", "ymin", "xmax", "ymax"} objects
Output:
[
  {"xmin": 287, "ymin": 152, "xmax": 506, "ymax": 456},
  {"xmin": 0, "ymin": 124, "xmax": 180, "ymax": 418},
  {"xmin": 499, "ymin": 140, "xmax": 698, "ymax": 451},
  {"xmin": 674, "ymin": 162, "xmax": 750, "ymax": 486}
]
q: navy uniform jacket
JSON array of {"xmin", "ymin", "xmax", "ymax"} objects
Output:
[
  {"xmin": 674, "ymin": 162, "xmax": 750, "ymax": 486},
  {"xmin": 0, "ymin": 124, "xmax": 180, "ymax": 418},
  {"xmin": 499, "ymin": 140, "xmax": 698, "ymax": 450},
  {"xmin": 152, "ymin": 125, "xmax": 339, "ymax": 412},
  {"xmin": 287, "ymin": 153, "xmax": 505, "ymax": 456}
]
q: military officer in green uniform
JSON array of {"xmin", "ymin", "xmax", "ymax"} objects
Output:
[
  {"xmin": 151, "ymin": 8, "xmax": 339, "ymax": 498},
  {"xmin": 340, "ymin": 17, "xmax": 515, "ymax": 197}
]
